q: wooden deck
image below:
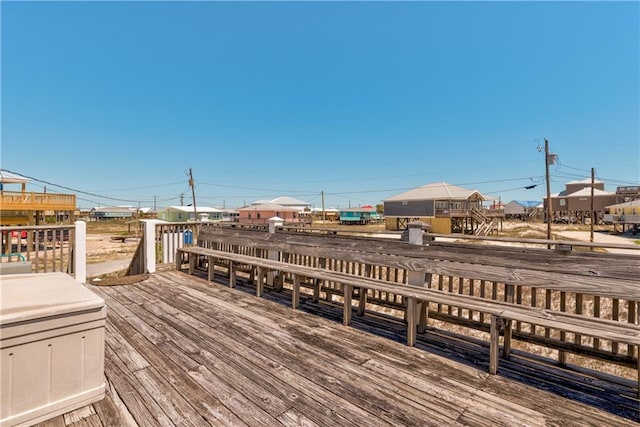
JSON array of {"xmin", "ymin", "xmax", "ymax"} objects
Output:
[{"xmin": 38, "ymin": 271, "xmax": 637, "ymax": 426}]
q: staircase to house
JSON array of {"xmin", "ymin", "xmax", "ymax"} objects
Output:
[{"xmin": 470, "ymin": 208, "xmax": 498, "ymax": 236}]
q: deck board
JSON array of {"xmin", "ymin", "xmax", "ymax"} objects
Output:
[{"xmin": 39, "ymin": 271, "xmax": 638, "ymax": 426}]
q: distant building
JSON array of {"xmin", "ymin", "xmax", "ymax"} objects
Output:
[
  {"xmin": 156, "ymin": 206, "xmax": 223, "ymax": 222},
  {"xmin": 250, "ymin": 196, "xmax": 311, "ymax": 212},
  {"xmin": 238, "ymin": 203, "xmax": 301, "ymax": 224},
  {"xmin": 504, "ymin": 200, "xmax": 541, "ymax": 220},
  {"xmin": 219, "ymin": 208, "xmax": 239, "ymax": 222},
  {"xmin": 338, "ymin": 207, "xmax": 381, "ymax": 225},
  {"xmin": 309, "ymin": 207, "xmax": 340, "ymax": 222},
  {"xmin": 90, "ymin": 206, "xmax": 137, "ymax": 221},
  {"xmin": 383, "ymin": 182, "xmax": 501, "ymax": 235},
  {"xmin": 0, "ymin": 170, "xmax": 76, "ymax": 226},
  {"xmin": 546, "ymin": 179, "xmax": 617, "ymax": 224},
  {"xmin": 604, "ymin": 200, "xmax": 640, "ymax": 233},
  {"xmin": 614, "ymin": 185, "xmax": 640, "ymax": 202}
]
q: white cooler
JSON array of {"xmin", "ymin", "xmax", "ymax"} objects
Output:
[{"xmin": 1, "ymin": 273, "xmax": 106, "ymax": 427}]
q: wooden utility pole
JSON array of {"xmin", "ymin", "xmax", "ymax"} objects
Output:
[
  {"xmin": 188, "ymin": 168, "xmax": 197, "ymax": 221},
  {"xmin": 590, "ymin": 167, "xmax": 595, "ymax": 244},
  {"xmin": 545, "ymin": 138, "xmax": 552, "ymax": 244},
  {"xmin": 321, "ymin": 190, "xmax": 326, "ymax": 227}
]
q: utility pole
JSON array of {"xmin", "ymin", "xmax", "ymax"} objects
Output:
[
  {"xmin": 590, "ymin": 167, "xmax": 595, "ymax": 244},
  {"xmin": 188, "ymin": 168, "xmax": 197, "ymax": 221},
  {"xmin": 321, "ymin": 190, "xmax": 326, "ymax": 228},
  {"xmin": 544, "ymin": 138, "xmax": 554, "ymax": 245},
  {"xmin": 180, "ymin": 193, "xmax": 184, "ymax": 206},
  {"xmin": 153, "ymin": 195, "xmax": 157, "ymax": 212}
]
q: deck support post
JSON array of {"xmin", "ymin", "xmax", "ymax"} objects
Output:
[
  {"xmin": 490, "ymin": 314, "xmax": 500, "ymax": 374},
  {"xmin": 358, "ymin": 288, "xmax": 368, "ymax": 316},
  {"xmin": 502, "ymin": 318, "xmax": 512, "ymax": 359},
  {"xmin": 143, "ymin": 219, "xmax": 157, "ymax": 274},
  {"xmin": 292, "ymin": 274, "xmax": 301, "ymax": 309},
  {"xmin": 343, "ymin": 284, "xmax": 352, "ymax": 326},
  {"xmin": 256, "ymin": 267, "xmax": 265, "ymax": 297},
  {"xmin": 407, "ymin": 222, "xmax": 428, "ymax": 332},
  {"xmin": 229, "ymin": 261, "xmax": 236, "ymax": 288},
  {"xmin": 73, "ymin": 220, "xmax": 87, "ymax": 283},
  {"xmin": 188, "ymin": 253, "xmax": 196, "ymax": 275},
  {"xmin": 207, "ymin": 255, "xmax": 214, "ymax": 282},
  {"xmin": 267, "ymin": 217, "xmax": 282, "ymax": 288},
  {"xmin": 406, "ymin": 296, "xmax": 417, "ymax": 347},
  {"xmin": 175, "ymin": 250, "xmax": 182, "ymax": 272}
]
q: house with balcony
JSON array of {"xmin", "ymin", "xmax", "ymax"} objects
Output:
[
  {"xmin": 339, "ymin": 206, "xmax": 381, "ymax": 225},
  {"xmin": 383, "ymin": 182, "xmax": 502, "ymax": 235},
  {"xmin": 546, "ymin": 179, "xmax": 617, "ymax": 224},
  {"xmin": 604, "ymin": 200, "xmax": 640, "ymax": 233},
  {"xmin": 0, "ymin": 170, "xmax": 76, "ymax": 226}
]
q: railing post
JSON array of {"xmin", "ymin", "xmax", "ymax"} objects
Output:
[
  {"xmin": 143, "ymin": 220, "xmax": 157, "ymax": 274},
  {"xmin": 407, "ymin": 221, "xmax": 429, "ymax": 336},
  {"xmin": 74, "ymin": 220, "xmax": 86, "ymax": 283},
  {"xmin": 267, "ymin": 217, "xmax": 283, "ymax": 287}
]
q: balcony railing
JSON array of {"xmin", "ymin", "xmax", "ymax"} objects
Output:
[
  {"xmin": 435, "ymin": 208, "xmax": 505, "ymax": 218},
  {"xmin": 604, "ymin": 214, "xmax": 640, "ymax": 224},
  {"xmin": 1, "ymin": 191, "xmax": 76, "ymax": 211}
]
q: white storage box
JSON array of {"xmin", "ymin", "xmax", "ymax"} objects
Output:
[{"xmin": 1, "ymin": 273, "xmax": 106, "ymax": 427}]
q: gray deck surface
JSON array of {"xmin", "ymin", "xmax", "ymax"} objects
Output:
[{"xmin": 36, "ymin": 271, "xmax": 637, "ymax": 426}]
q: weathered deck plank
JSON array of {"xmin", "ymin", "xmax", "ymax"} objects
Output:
[{"xmin": 41, "ymin": 271, "xmax": 639, "ymax": 426}]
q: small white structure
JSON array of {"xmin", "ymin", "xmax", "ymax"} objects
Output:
[{"xmin": 1, "ymin": 273, "xmax": 106, "ymax": 426}]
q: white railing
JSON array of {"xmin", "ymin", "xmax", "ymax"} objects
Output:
[{"xmin": 0, "ymin": 222, "xmax": 86, "ymax": 282}]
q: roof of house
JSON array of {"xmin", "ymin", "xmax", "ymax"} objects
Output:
[
  {"xmin": 565, "ymin": 188, "xmax": 613, "ymax": 197},
  {"xmin": 340, "ymin": 207, "xmax": 377, "ymax": 213},
  {"xmin": 510, "ymin": 200, "xmax": 541, "ymax": 208},
  {"xmin": 92, "ymin": 206, "xmax": 136, "ymax": 213},
  {"xmin": 310, "ymin": 207, "xmax": 340, "ymax": 213},
  {"xmin": 269, "ymin": 196, "xmax": 311, "ymax": 206},
  {"xmin": 606, "ymin": 199, "xmax": 640, "ymax": 209},
  {"xmin": 566, "ymin": 178, "xmax": 604, "ymax": 185},
  {"xmin": 0, "ymin": 170, "xmax": 29, "ymax": 184},
  {"xmin": 384, "ymin": 182, "xmax": 487, "ymax": 202},
  {"xmin": 250, "ymin": 196, "xmax": 311, "ymax": 207},
  {"xmin": 161, "ymin": 206, "xmax": 222, "ymax": 213},
  {"xmin": 238, "ymin": 203, "xmax": 300, "ymax": 212}
]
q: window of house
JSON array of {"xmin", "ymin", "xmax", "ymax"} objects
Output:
[
  {"xmin": 257, "ymin": 213, "xmax": 261, "ymax": 219},
  {"xmin": 178, "ymin": 213, "xmax": 182, "ymax": 220},
  {"xmin": 559, "ymin": 199, "xmax": 566, "ymax": 207}
]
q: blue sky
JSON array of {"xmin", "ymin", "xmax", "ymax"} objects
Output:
[{"xmin": 2, "ymin": 1, "xmax": 638, "ymax": 210}]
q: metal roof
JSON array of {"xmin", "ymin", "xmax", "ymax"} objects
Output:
[
  {"xmin": 606, "ymin": 199, "xmax": 640, "ymax": 208},
  {"xmin": 565, "ymin": 188, "xmax": 613, "ymax": 197},
  {"xmin": 269, "ymin": 196, "xmax": 311, "ymax": 206},
  {"xmin": 161, "ymin": 206, "xmax": 222, "ymax": 213},
  {"xmin": 384, "ymin": 182, "xmax": 488, "ymax": 202},
  {"xmin": 566, "ymin": 178, "xmax": 604, "ymax": 185},
  {"xmin": 0, "ymin": 170, "xmax": 29, "ymax": 184},
  {"xmin": 238, "ymin": 203, "xmax": 300, "ymax": 211}
]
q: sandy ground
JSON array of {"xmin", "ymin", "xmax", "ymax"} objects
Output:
[
  {"xmin": 555, "ymin": 230, "xmax": 640, "ymax": 255},
  {"xmin": 86, "ymin": 234, "xmax": 139, "ymax": 278}
]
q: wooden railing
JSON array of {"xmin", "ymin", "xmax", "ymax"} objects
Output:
[
  {"xmin": 0, "ymin": 225, "xmax": 76, "ymax": 274},
  {"xmin": 435, "ymin": 208, "xmax": 505, "ymax": 218},
  {"xmin": 184, "ymin": 225, "xmax": 640, "ymax": 376},
  {"xmin": 0, "ymin": 191, "xmax": 76, "ymax": 211}
]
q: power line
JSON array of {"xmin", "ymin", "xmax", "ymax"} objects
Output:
[{"xmin": 3, "ymin": 169, "xmax": 185, "ymax": 205}]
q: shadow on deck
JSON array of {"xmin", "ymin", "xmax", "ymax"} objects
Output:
[{"xmin": 38, "ymin": 271, "xmax": 637, "ymax": 426}]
